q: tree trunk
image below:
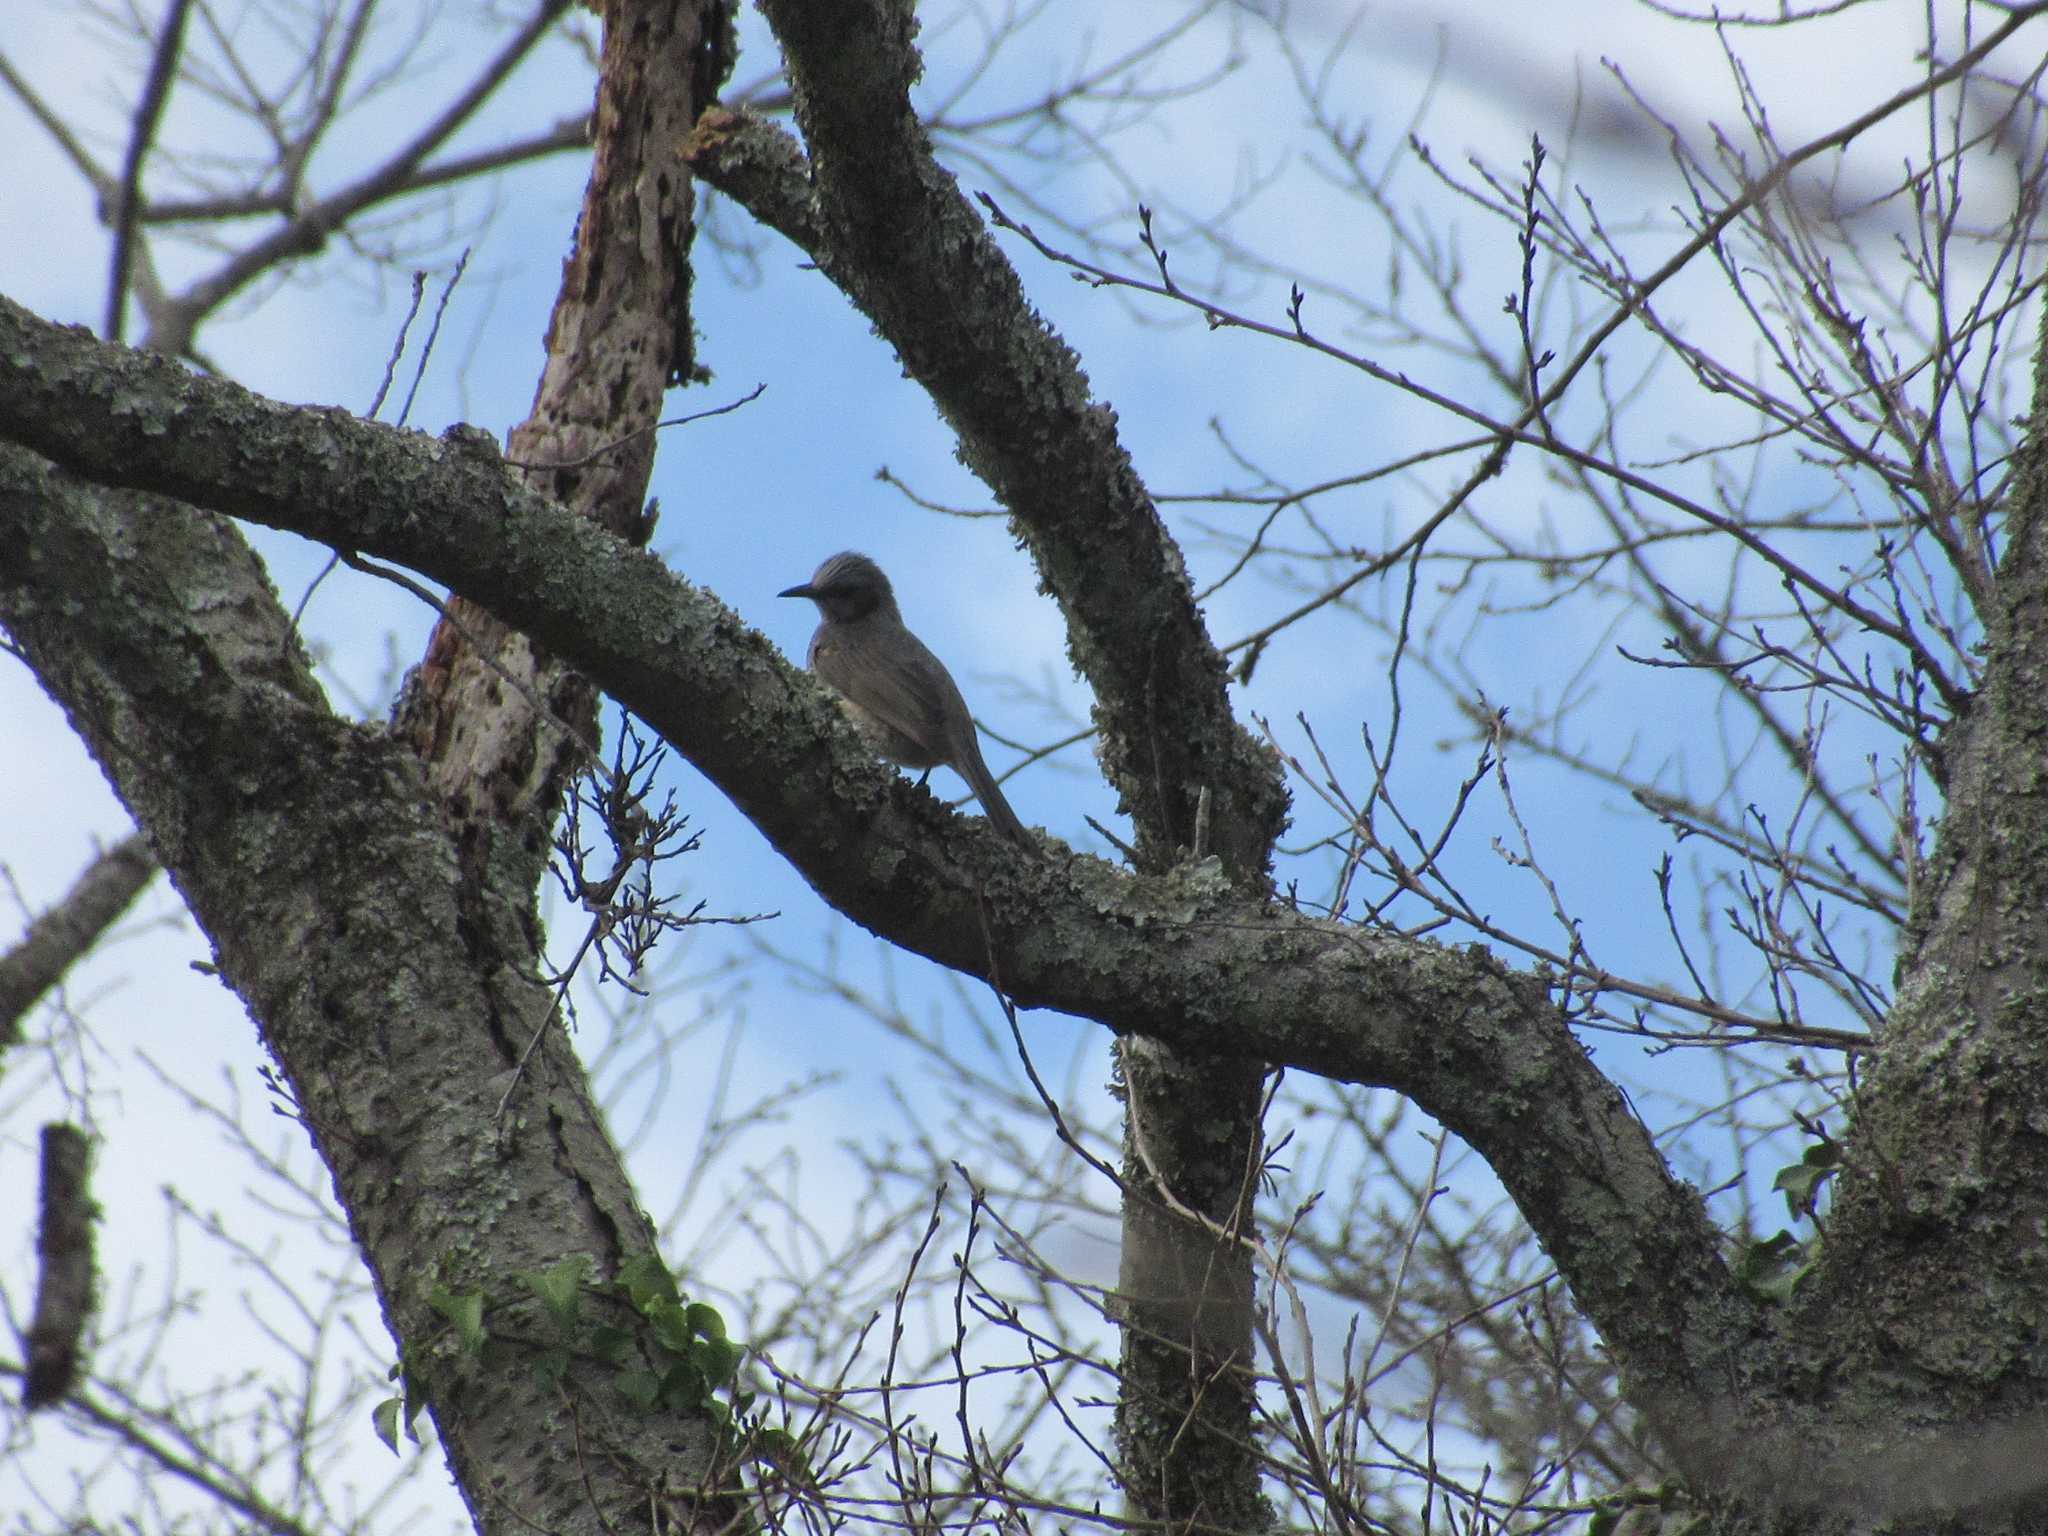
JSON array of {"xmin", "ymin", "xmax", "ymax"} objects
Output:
[
  {"xmin": 1725, "ymin": 310, "xmax": 2048, "ymax": 1534},
  {"xmin": 0, "ymin": 1, "xmax": 742, "ymax": 1530}
]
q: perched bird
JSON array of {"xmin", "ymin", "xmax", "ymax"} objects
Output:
[{"xmin": 780, "ymin": 551, "xmax": 1033, "ymax": 848}]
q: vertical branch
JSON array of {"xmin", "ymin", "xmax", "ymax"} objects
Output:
[
  {"xmin": 697, "ymin": 4, "xmax": 1288, "ymax": 1524},
  {"xmin": 393, "ymin": 0, "xmax": 733, "ymax": 858},
  {"xmin": 104, "ymin": 0, "xmax": 193, "ymax": 343},
  {"xmin": 23, "ymin": 1123, "xmax": 95, "ymax": 1411}
]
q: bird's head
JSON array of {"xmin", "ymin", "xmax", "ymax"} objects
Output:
[{"xmin": 779, "ymin": 550, "xmax": 895, "ymax": 624}]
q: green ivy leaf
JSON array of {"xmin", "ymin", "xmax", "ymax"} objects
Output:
[
  {"xmin": 427, "ymin": 1286, "xmax": 486, "ymax": 1355},
  {"xmin": 1773, "ymin": 1139, "xmax": 1843, "ymax": 1222},
  {"xmin": 1735, "ymin": 1229, "xmax": 1817, "ymax": 1303},
  {"xmin": 589, "ymin": 1323, "xmax": 632, "ymax": 1365},
  {"xmin": 532, "ymin": 1347, "xmax": 571, "ymax": 1391},
  {"xmin": 372, "ymin": 1395, "xmax": 404, "ymax": 1454},
  {"xmin": 686, "ymin": 1302, "xmax": 727, "ymax": 1341},
  {"xmin": 516, "ymin": 1255, "xmax": 591, "ymax": 1332},
  {"xmin": 661, "ymin": 1359, "xmax": 707, "ymax": 1410},
  {"xmin": 692, "ymin": 1335, "xmax": 743, "ymax": 1389},
  {"xmin": 659, "ymin": 1302, "xmax": 708, "ymax": 1359},
  {"xmin": 619, "ymin": 1253, "xmax": 680, "ymax": 1312},
  {"xmin": 615, "ymin": 1368, "xmax": 661, "ymax": 1409},
  {"xmin": 1774, "ymin": 1161, "xmax": 1830, "ymax": 1221},
  {"xmin": 648, "ymin": 1301, "xmax": 696, "ymax": 1357}
]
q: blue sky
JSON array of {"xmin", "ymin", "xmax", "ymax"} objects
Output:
[{"xmin": 3, "ymin": 0, "xmax": 2025, "ymax": 1521}]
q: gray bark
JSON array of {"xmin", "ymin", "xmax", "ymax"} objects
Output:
[
  {"xmin": 6, "ymin": 0, "xmax": 2048, "ymax": 1520},
  {"xmin": 697, "ymin": 3, "xmax": 1292, "ymax": 1514},
  {"xmin": 0, "ymin": 291, "xmax": 1763, "ymax": 1458},
  {"xmin": 0, "ymin": 466, "xmax": 727, "ymax": 1534},
  {"xmin": 1, "ymin": 0, "xmax": 744, "ymax": 1527},
  {"xmin": 0, "ymin": 835, "xmax": 154, "ymax": 1044},
  {"xmin": 13, "ymin": 276, "xmax": 2048, "ymax": 1531}
]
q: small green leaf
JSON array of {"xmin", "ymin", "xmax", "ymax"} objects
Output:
[
  {"xmin": 649, "ymin": 1302, "xmax": 696, "ymax": 1357},
  {"xmin": 1757, "ymin": 1255, "xmax": 1817, "ymax": 1304},
  {"xmin": 686, "ymin": 1302, "xmax": 727, "ymax": 1341},
  {"xmin": 589, "ymin": 1324, "xmax": 632, "ymax": 1365},
  {"xmin": 532, "ymin": 1347, "xmax": 571, "ymax": 1391},
  {"xmin": 427, "ymin": 1286, "xmax": 486, "ymax": 1355},
  {"xmin": 615, "ymin": 1368, "xmax": 661, "ymax": 1409},
  {"xmin": 660, "ymin": 1359, "xmax": 707, "ymax": 1410},
  {"xmin": 619, "ymin": 1253, "xmax": 680, "ymax": 1311},
  {"xmin": 373, "ymin": 1396, "xmax": 404, "ymax": 1454},
  {"xmin": 1774, "ymin": 1159, "xmax": 1832, "ymax": 1220},
  {"xmin": 1736, "ymin": 1229, "xmax": 1795, "ymax": 1270},
  {"xmin": 1735, "ymin": 1229, "xmax": 1816, "ymax": 1303},
  {"xmin": 692, "ymin": 1335, "xmax": 743, "ymax": 1389},
  {"xmin": 516, "ymin": 1255, "xmax": 591, "ymax": 1331}
]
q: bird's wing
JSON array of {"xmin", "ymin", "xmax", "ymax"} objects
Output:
[
  {"xmin": 812, "ymin": 627, "xmax": 960, "ymax": 750},
  {"xmin": 813, "ymin": 623, "xmax": 1034, "ymax": 845}
]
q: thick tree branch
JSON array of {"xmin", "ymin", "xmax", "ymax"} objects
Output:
[
  {"xmin": 684, "ymin": 109, "xmax": 819, "ymax": 249},
  {"xmin": 0, "ymin": 300, "xmax": 1762, "ymax": 1431},
  {"xmin": 702, "ymin": 0, "xmax": 1288, "ymax": 881},
  {"xmin": 706, "ymin": 13, "xmax": 1286, "ymax": 1518},
  {"xmin": 394, "ymin": 0, "xmax": 725, "ymax": 842}
]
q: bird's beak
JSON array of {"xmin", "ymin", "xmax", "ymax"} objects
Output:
[{"xmin": 777, "ymin": 582, "xmax": 815, "ymax": 600}]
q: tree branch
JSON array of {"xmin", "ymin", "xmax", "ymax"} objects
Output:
[
  {"xmin": 697, "ymin": 11, "xmax": 1289, "ymax": 1517},
  {"xmin": 697, "ymin": 0, "xmax": 1288, "ymax": 880},
  {"xmin": 0, "ymin": 301, "xmax": 1764, "ymax": 1435},
  {"xmin": 0, "ymin": 453, "xmax": 736, "ymax": 1535},
  {"xmin": 0, "ymin": 834, "xmax": 156, "ymax": 1042},
  {"xmin": 147, "ymin": 0, "xmax": 575, "ymax": 352},
  {"xmin": 104, "ymin": 0, "xmax": 192, "ymax": 343}
]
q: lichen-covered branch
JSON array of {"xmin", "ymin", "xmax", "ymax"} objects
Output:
[
  {"xmin": 701, "ymin": 12, "xmax": 1290, "ymax": 1519},
  {"xmin": 0, "ymin": 300, "xmax": 1761, "ymax": 1437},
  {"xmin": 695, "ymin": 0, "xmax": 1287, "ymax": 881},
  {"xmin": 0, "ymin": 448, "xmax": 737, "ymax": 1535}
]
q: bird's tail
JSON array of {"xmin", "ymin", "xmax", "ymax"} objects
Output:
[{"xmin": 960, "ymin": 746, "xmax": 1034, "ymax": 850}]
